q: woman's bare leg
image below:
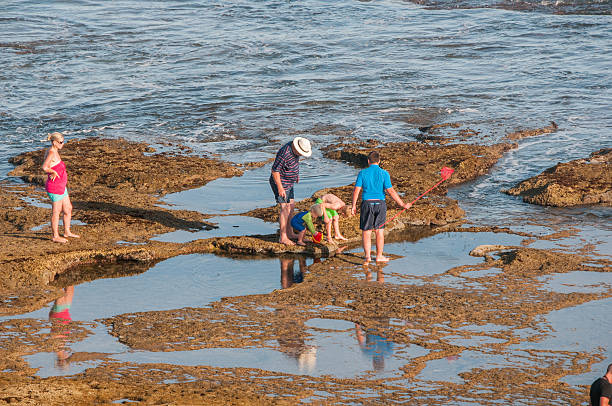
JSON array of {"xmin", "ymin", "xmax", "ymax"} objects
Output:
[
  {"xmin": 51, "ymin": 200, "xmax": 67, "ymax": 243},
  {"xmin": 62, "ymin": 195, "xmax": 79, "ymax": 238}
]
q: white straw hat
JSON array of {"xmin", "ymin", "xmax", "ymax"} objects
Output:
[{"xmin": 292, "ymin": 137, "xmax": 312, "ymax": 158}]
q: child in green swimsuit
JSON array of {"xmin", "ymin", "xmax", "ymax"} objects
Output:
[{"xmin": 315, "ymin": 196, "xmax": 349, "ymax": 242}]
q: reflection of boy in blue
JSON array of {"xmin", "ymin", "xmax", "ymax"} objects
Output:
[
  {"xmin": 355, "ymin": 269, "xmax": 393, "ymax": 371},
  {"xmin": 355, "ymin": 325, "xmax": 394, "ymax": 371}
]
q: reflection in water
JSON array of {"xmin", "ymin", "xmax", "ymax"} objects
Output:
[
  {"xmin": 355, "ymin": 324, "xmax": 395, "ymax": 371},
  {"xmin": 279, "ymin": 257, "xmax": 306, "ymax": 289},
  {"xmin": 278, "ymin": 256, "xmax": 317, "ymax": 372},
  {"xmin": 277, "ymin": 329, "xmax": 318, "ymax": 374},
  {"xmin": 365, "ymin": 268, "xmax": 384, "ymax": 283},
  {"xmin": 48, "ymin": 286, "xmax": 74, "ymax": 369},
  {"xmin": 356, "ymin": 268, "xmax": 394, "ymax": 371},
  {"xmin": 275, "ymin": 307, "xmax": 317, "ymax": 373},
  {"xmin": 280, "ymin": 255, "xmax": 322, "ymax": 289}
]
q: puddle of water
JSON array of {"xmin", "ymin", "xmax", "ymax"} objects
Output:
[
  {"xmin": 305, "ymin": 318, "xmax": 355, "ymax": 331},
  {"xmin": 111, "ymin": 318, "xmax": 428, "ymax": 379},
  {"xmin": 530, "ymin": 225, "xmax": 612, "ymax": 260},
  {"xmin": 458, "ymin": 323, "xmax": 512, "ymax": 334},
  {"xmin": 460, "ymin": 267, "xmax": 503, "ymax": 278},
  {"xmin": 13, "ymin": 254, "xmax": 310, "ymax": 321},
  {"xmin": 354, "ymin": 232, "xmax": 524, "ymax": 279},
  {"xmin": 538, "ymin": 271, "xmax": 612, "ymax": 294},
  {"xmin": 9, "ymin": 254, "xmax": 313, "ymax": 377},
  {"xmin": 441, "ymin": 335, "xmax": 507, "ymax": 347},
  {"xmin": 21, "ymin": 196, "xmax": 51, "ymax": 209},
  {"xmin": 26, "ymin": 352, "xmax": 106, "ymax": 377},
  {"xmin": 31, "ymin": 219, "xmax": 87, "ymax": 232},
  {"xmin": 152, "ymin": 215, "xmax": 277, "ymax": 243},
  {"xmin": 508, "ymin": 297, "xmax": 612, "ymax": 386},
  {"xmin": 160, "ymin": 160, "xmax": 359, "ymax": 215},
  {"xmin": 416, "ymin": 350, "xmax": 514, "ymax": 384},
  {"xmin": 116, "ymin": 241, "xmax": 147, "ymax": 245}
]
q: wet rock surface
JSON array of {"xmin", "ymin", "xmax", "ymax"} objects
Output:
[
  {"xmin": 504, "ymin": 121, "xmax": 558, "ymax": 141},
  {"xmin": 1, "ymin": 136, "xmax": 610, "ymax": 405},
  {"xmin": 2, "ymin": 246, "xmax": 609, "ymax": 405},
  {"xmin": 504, "ymin": 148, "xmax": 612, "ymax": 206},
  {"xmin": 1, "ymin": 138, "xmax": 243, "ymax": 314},
  {"xmin": 245, "ymin": 139, "xmax": 513, "ymax": 227}
]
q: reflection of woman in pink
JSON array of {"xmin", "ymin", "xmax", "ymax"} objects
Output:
[
  {"xmin": 48, "ymin": 286, "xmax": 74, "ymax": 369},
  {"xmin": 42, "ymin": 132, "xmax": 79, "ymax": 243}
]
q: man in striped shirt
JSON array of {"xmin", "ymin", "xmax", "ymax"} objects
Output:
[{"xmin": 269, "ymin": 137, "xmax": 312, "ymax": 245}]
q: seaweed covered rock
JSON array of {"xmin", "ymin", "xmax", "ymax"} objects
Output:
[{"xmin": 504, "ymin": 148, "xmax": 612, "ymax": 207}]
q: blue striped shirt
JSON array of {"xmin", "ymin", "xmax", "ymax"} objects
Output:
[{"xmin": 271, "ymin": 142, "xmax": 300, "ymax": 189}]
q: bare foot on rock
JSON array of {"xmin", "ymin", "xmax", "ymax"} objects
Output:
[
  {"xmin": 296, "ymin": 241, "xmax": 306, "ymax": 246},
  {"xmin": 335, "ymin": 235, "xmax": 348, "ymax": 241},
  {"xmin": 279, "ymin": 238, "xmax": 296, "ymax": 246},
  {"xmin": 375, "ymin": 256, "xmax": 390, "ymax": 263},
  {"xmin": 52, "ymin": 236, "xmax": 68, "ymax": 243},
  {"xmin": 64, "ymin": 232, "xmax": 80, "ymax": 238}
]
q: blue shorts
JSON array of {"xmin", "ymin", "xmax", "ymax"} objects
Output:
[
  {"xmin": 47, "ymin": 189, "xmax": 68, "ymax": 203},
  {"xmin": 360, "ymin": 200, "xmax": 386, "ymax": 230},
  {"xmin": 290, "ymin": 212, "xmax": 307, "ymax": 232},
  {"xmin": 269, "ymin": 177, "xmax": 294, "ymax": 204}
]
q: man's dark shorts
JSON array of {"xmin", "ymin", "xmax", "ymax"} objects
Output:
[
  {"xmin": 360, "ymin": 200, "xmax": 386, "ymax": 230},
  {"xmin": 269, "ymin": 177, "xmax": 294, "ymax": 204}
]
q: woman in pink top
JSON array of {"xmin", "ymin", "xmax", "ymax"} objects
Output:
[{"xmin": 42, "ymin": 132, "xmax": 79, "ymax": 243}]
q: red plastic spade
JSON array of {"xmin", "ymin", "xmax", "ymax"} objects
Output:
[
  {"xmin": 379, "ymin": 166, "xmax": 455, "ymax": 228},
  {"xmin": 313, "ymin": 232, "xmax": 323, "ymax": 243}
]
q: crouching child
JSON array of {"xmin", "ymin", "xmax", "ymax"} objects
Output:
[{"xmin": 290, "ymin": 203, "xmax": 325, "ymax": 246}]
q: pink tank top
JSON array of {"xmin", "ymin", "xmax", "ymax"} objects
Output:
[{"xmin": 45, "ymin": 160, "xmax": 68, "ymax": 194}]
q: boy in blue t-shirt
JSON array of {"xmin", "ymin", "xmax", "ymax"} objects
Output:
[{"xmin": 351, "ymin": 151, "xmax": 411, "ymax": 264}]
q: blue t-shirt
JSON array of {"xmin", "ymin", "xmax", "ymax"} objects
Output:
[{"xmin": 355, "ymin": 164, "xmax": 392, "ymax": 201}]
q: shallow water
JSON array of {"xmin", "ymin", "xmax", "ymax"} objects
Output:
[
  {"xmin": 2, "ymin": 0, "xmax": 611, "ymax": 397},
  {"xmin": 8, "ymin": 253, "xmax": 315, "ymax": 377},
  {"xmin": 350, "ymin": 231, "xmax": 525, "ymax": 280},
  {"xmin": 539, "ymin": 271, "xmax": 612, "ymax": 294},
  {"xmin": 160, "ymin": 159, "xmax": 359, "ymax": 214},
  {"xmin": 12, "ymin": 254, "xmax": 310, "ymax": 320},
  {"xmin": 108, "ymin": 319, "xmax": 428, "ymax": 380},
  {"xmin": 25, "ymin": 315, "xmax": 427, "ymax": 380},
  {"xmin": 152, "ymin": 215, "xmax": 277, "ymax": 242}
]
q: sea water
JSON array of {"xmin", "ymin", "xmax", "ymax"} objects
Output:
[{"xmin": 1, "ymin": 0, "xmax": 611, "ymax": 391}]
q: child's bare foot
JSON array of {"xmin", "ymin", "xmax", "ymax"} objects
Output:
[
  {"xmin": 279, "ymin": 238, "xmax": 296, "ymax": 246},
  {"xmin": 335, "ymin": 235, "xmax": 348, "ymax": 241},
  {"xmin": 296, "ymin": 240, "xmax": 306, "ymax": 246},
  {"xmin": 364, "ymin": 256, "xmax": 371, "ymax": 265},
  {"xmin": 52, "ymin": 236, "xmax": 68, "ymax": 243},
  {"xmin": 375, "ymin": 256, "xmax": 390, "ymax": 263},
  {"xmin": 64, "ymin": 232, "xmax": 80, "ymax": 238}
]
